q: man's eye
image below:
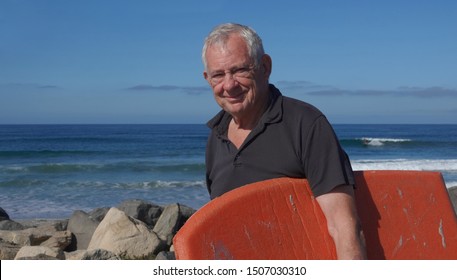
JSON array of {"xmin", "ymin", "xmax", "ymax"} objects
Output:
[
  {"xmin": 234, "ymin": 68, "xmax": 250, "ymax": 77},
  {"xmin": 212, "ymin": 73, "xmax": 224, "ymax": 78}
]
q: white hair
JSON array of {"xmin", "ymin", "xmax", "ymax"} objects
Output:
[{"xmin": 202, "ymin": 23, "xmax": 265, "ymax": 71}]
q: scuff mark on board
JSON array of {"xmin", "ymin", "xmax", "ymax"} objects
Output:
[
  {"xmin": 391, "ymin": 235, "xmax": 404, "ymax": 257},
  {"xmin": 397, "ymin": 188, "xmax": 404, "ymax": 199},
  {"xmin": 289, "ymin": 194, "xmax": 297, "ymax": 212},
  {"xmin": 438, "ymin": 219, "xmax": 447, "ymax": 248},
  {"xmin": 211, "ymin": 240, "xmax": 233, "ymax": 260}
]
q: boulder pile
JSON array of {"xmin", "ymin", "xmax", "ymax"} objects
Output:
[{"xmin": 0, "ymin": 199, "xmax": 196, "ymax": 260}]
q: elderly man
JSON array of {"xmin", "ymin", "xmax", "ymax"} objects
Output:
[{"xmin": 202, "ymin": 23, "xmax": 366, "ymax": 259}]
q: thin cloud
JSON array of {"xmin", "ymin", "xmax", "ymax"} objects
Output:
[
  {"xmin": 125, "ymin": 84, "xmax": 210, "ymax": 95},
  {"xmin": 181, "ymin": 86, "xmax": 211, "ymax": 95},
  {"xmin": 276, "ymin": 80, "xmax": 334, "ymax": 93},
  {"xmin": 126, "ymin": 85, "xmax": 180, "ymax": 91},
  {"xmin": 307, "ymin": 89, "xmax": 390, "ymax": 96},
  {"xmin": 306, "ymin": 89, "xmax": 347, "ymax": 96},
  {"xmin": 278, "ymin": 80, "xmax": 457, "ymax": 98},
  {"xmin": 0, "ymin": 83, "xmax": 62, "ymax": 92},
  {"xmin": 37, "ymin": 85, "xmax": 60, "ymax": 90},
  {"xmin": 398, "ymin": 87, "xmax": 457, "ymax": 98}
]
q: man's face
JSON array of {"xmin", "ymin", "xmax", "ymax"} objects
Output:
[{"xmin": 204, "ymin": 35, "xmax": 270, "ymax": 121}]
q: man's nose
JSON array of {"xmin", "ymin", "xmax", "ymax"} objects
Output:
[{"xmin": 222, "ymin": 73, "xmax": 238, "ymax": 91}]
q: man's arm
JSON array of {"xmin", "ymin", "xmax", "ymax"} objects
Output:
[{"xmin": 316, "ymin": 184, "xmax": 367, "ymax": 259}]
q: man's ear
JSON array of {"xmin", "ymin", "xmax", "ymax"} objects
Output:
[
  {"xmin": 261, "ymin": 54, "xmax": 272, "ymax": 78},
  {"xmin": 203, "ymin": 71, "xmax": 210, "ymax": 83}
]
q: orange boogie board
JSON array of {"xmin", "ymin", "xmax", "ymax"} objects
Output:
[
  {"xmin": 173, "ymin": 171, "xmax": 457, "ymax": 260},
  {"xmin": 173, "ymin": 177, "xmax": 336, "ymax": 260}
]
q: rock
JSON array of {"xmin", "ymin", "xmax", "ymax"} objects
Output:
[
  {"xmin": 80, "ymin": 249, "xmax": 120, "ymax": 260},
  {"xmin": 65, "ymin": 249, "xmax": 120, "ymax": 260},
  {"xmin": 0, "ymin": 239, "xmax": 21, "ymax": 260},
  {"xmin": 179, "ymin": 204, "xmax": 197, "ymax": 221},
  {"xmin": 67, "ymin": 210, "xmax": 100, "ymax": 250},
  {"xmin": 0, "ymin": 207, "xmax": 9, "ymax": 221},
  {"xmin": 87, "ymin": 207, "xmax": 165, "ymax": 259},
  {"xmin": 148, "ymin": 205, "xmax": 164, "ymax": 226},
  {"xmin": 0, "ymin": 220, "xmax": 25, "ymax": 231},
  {"xmin": 41, "ymin": 230, "xmax": 72, "ymax": 250},
  {"xmin": 0, "ymin": 227, "xmax": 53, "ymax": 247},
  {"xmin": 18, "ymin": 219, "xmax": 68, "ymax": 231},
  {"xmin": 116, "ymin": 199, "xmax": 163, "ymax": 226},
  {"xmin": 0, "ymin": 219, "xmax": 68, "ymax": 254},
  {"xmin": 0, "ymin": 200, "xmax": 194, "ymax": 260},
  {"xmin": 15, "ymin": 254, "xmax": 60, "ymax": 260},
  {"xmin": 64, "ymin": 250, "xmax": 86, "ymax": 260},
  {"xmin": 155, "ymin": 251, "xmax": 176, "ymax": 260},
  {"xmin": 88, "ymin": 207, "xmax": 110, "ymax": 222},
  {"xmin": 0, "ymin": 220, "xmax": 69, "ymax": 249},
  {"xmin": 14, "ymin": 245, "xmax": 65, "ymax": 260},
  {"xmin": 153, "ymin": 203, "xmax": 196, "ymax": 246}
]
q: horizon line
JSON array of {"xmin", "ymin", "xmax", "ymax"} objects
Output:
[{"xmin": 1, "ymin": 123, "xmax": 456, "ymax": 126}]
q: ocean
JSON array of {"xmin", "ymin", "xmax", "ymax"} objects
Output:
[{"xmin": 1, "ymin": 124, "xmax": 456, "ymax": 220}]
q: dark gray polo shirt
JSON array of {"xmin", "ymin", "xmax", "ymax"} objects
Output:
[{"xmin": 206, "ymin": 84, "xmax": 354, "ymax": 199}]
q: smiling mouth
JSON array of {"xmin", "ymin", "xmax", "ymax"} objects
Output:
[{"xmin": 225, "ymin": 92, "xmax": 245, "ymax": 102}]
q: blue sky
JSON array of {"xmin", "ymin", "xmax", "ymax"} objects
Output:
[{"xmin": 1, "ymin": 0, "xmax": 456, "ymax": 124}]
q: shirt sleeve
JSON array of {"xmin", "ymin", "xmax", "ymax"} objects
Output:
[{"xmin": 302, "ymin": 116, "xmax": 355, "ymax": 197}]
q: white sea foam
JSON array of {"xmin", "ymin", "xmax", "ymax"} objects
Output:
[
  {"xmin": 351, "ymin": 159, "xmax": 457, "ymax": 171},
  {"xmin": 359, "ymin": 137, "xmax": 412, "ymax": 146},
  {"xmin": 111, "ymin": 180, "xmax": 206, "ymax": 189},
  {"xmin": 0, "ymin": 194, "xmax": 84, "ymax": 220}
]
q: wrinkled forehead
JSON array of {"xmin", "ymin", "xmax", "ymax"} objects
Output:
[{"xmin": 205, "ymin": 35, "xmax": 252, "ymax": 70}]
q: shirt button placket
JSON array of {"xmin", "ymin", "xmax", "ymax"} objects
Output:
[{"xmin": 233, "ymin": 153, "xmax": 242, "ymax": 167}]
